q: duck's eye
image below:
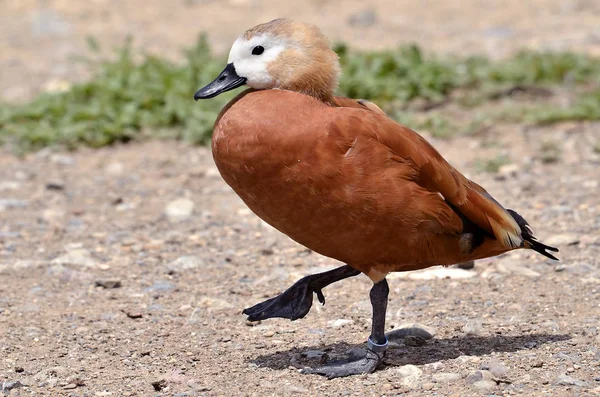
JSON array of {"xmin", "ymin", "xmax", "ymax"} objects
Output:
[{"xmin": 251, "ymin": 46, "xmax": 265, "ymax": 56}]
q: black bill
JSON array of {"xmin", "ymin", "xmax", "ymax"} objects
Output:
[{"xmin": 194, "ymin": 63, "xmax": 247, "ymax": 100}]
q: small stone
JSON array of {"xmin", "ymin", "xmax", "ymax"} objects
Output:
[
  {"xmin": 404, "ymin": 335, "xmax": 428, "ymax": 347},
  {"xmin": 327, "ymin": 319, "xmax": 354, "ymax": 328},
  {"xmin": 304, "ymin": 350, "xmax": 325, "ymax": 359},
  {"xmin": 553, "ymin": 374, "xmax": 587, "ymax": 387},
  {"xmin": 198, "ymin": 296, "xmax": 234, "ymax": 310},
  {"xmin": 122, "ymin": 310, "xmax": 143, "ymax": 319},
  {"xmin": 0, "ymin": 181, "xmax": 21, "ymax": 191},
  {"xmin": 466, "ymin": 370, "xmax": 494, "ymax": 384},
  {"xmin": 167, "ymin": 255, "xmax": 205, "ymax": 272},
  {"xmin": 151, "ymin": 379, "xmax": 167, "ymax": 391},
  {"xmin": 545, "ymin": 234, "xmax": 579, "ymax": 247},
  {"xmin": 482, "ymin": 359, "xmax": 509, "ymax": 379},
  {"xmin": 165, "ymin": 198, "xmax": 195, "ymax": 222},
  {"xmin": 472, "ymin": 379, "xmax": 496, "ymax": 391},
  {"xmin": 455, "ymin": 260, "xmax": 475, "ymax": 270},
  {"xmin": 46, "ymin": 180, "xmax": 65, "ymax": 190},
  {"xmin": 387, "ymin": 324, "xmax": 436, "ymax": 344},
  {"xmin": 15, "ymin": 367, "xmax": 24, "ymax": 373},
  {"xmin": 144, "ymin": 281, "xmax": 174, "ymax": 293},
  {"xmin": 63, "ymin": 383, "xmax": 78, "ymax": 390},
  {"xmin": 462, "ymin": 318, "xmax": 484, "ymax": 336},
  {"xmin": 245, "ymin": 320, "xmax": 261, "ymax": 326},
  {"xmin": 51, "ymin": 248, "xmax": 97, "ymax": 268},
  {"xmin": 395, "ymin": 365, "xmax": 423, "ymax": 388},
  {"xmin": 2, "ymin": 380, "xmax": 22, "ymax": 391},
  {"xmin": 497, "ymin": 163, "xmax": 519, "ymax": 179},
  {"xmin": 0, "ymin": 199, "xmax": 28, "ymax": 209},
  {"xmin": 104, "ymin": 161, "xmax": 124, "ymax": 176},
  {"xmin": 422, "ymin": 382, "xmax": 434, "ymax": 390},
  {"xmin": 432, "ymin": 372, "xmax": 462, "ymax": 383},
  {"xmin": 95, "ymin": 279, "xmax": 122, "ymax": 289}
]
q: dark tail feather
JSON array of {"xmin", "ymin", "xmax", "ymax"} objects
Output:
[{"xmin": 507, "ymin": 209, "xmax": 559, "ymax": 261}]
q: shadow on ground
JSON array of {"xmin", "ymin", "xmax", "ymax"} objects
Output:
[{"xmin": 250, "ymin": 333, "xmax": 572, "ymax": 371}]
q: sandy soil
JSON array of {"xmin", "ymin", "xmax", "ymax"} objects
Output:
[{"xmin": 1, "ymin": 1, "xmax": 600, "ymax": 396}]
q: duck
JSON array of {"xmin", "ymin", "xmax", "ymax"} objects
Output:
[{"xmin": 193, "ymin": 18, "xmax": 559, "ymax": 378}]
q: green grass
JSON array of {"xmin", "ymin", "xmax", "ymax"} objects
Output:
[{"xmin": 2, "ymin": 36, "xmax": 600, "ymax": 152}]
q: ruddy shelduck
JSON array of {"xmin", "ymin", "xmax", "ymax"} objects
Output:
[{"xmin": 194, "ymin": 18, "xmax": 559, "ymax": 378}]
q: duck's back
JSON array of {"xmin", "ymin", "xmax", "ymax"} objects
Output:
[{"xmin": 211, "ymin": 89, "xmax": 512, "ymax": 273}]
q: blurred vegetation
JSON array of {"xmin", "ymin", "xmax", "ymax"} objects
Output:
[{"xmin": 1, "ymin": 36, "xmax": 600, "ymax": 153}]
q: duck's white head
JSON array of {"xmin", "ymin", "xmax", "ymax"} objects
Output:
[{"xmin": 194, "ymin": 19, "xmax": 341, "ymax": 103}]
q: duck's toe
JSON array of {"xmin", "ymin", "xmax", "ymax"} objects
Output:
[{"xmin": 301, "ymin": 348, "xmax": 384, "ymax": 379}]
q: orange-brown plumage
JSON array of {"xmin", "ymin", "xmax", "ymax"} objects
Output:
[
  {"xmin": 212, "ymin": 88, "xmax": 555, "ymax": 281},
  {"xmin": 194, "ymin": 18, "xmax": 558, "ymax": 377}
]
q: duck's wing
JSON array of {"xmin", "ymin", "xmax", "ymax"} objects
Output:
[
  {"xmin": 332, "ymin": 97, "xmax": 387, "ymax": 117},
  {"xmin": 333, "ymin": 107, "xmax": 523, "ymax": 250}
]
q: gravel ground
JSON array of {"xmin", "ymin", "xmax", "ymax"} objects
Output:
[{"xmin": 2, "ymin": 1, "xmax": 600, "ymax": 396}]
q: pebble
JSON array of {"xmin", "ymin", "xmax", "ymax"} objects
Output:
[
  {"xmin": 462, "ymin": 318, "xmax": 484, "ymax": 336},
  {"xmin": 466, "ymin": 370, "xmax": 494, "ymax": 384},
  {"xmin": 46, "ymin": 179, "xmax": 65, "ymax": 190},
  {"xmin": 95, "ymin": 279, "xmax": 122, "ymax": 289},
  {"xmin": 395, "ymin": 364, "xmax": 423, "ymax": 388},
  {"xmin": 482, "ymin": 359, "xmax": 509, "ymax": 379},
  {"xmin": 496, "ymin": 257, "xmax": 541, "ymax": 278},
  {"xmin": 167, "ymin": 255, "xmax": 205, "ymax": 272},
  {"xmin": 545, "ymin": 234, "xmax": 579, "ymax": 247},
  {"xmin": 432, "ymin": 372, "xmax": 462, "ymax": 383},
  {"xmin": 2, "ymin": 380, "xmax": 22, "ymax": 391},
  {"xmin": 553, "ymin": 374, "xmax": 588, "ymax": 387},
  {"xmin": 0, "ymin": 181, "xmax": 21, "ymax": 191},
  {"xmin": 472, "ymin": 379, "xmax": 496, "ymax": 391},
  {"xmin": 497, "ymin": 163, "xmax": 519, "ymax": 179},
  {"xmin": 387, "ymin": 323, "xmax": 436, "ymax": 342},
  {"xmin": 198, "ymin": 296, "xmax": 233, "ymax": 310},
  {"xmin": 51, "ymin": 248, "xmax": 98, "ymax": 268},
  {"xmin": 0, "ymin": 199, "xmax": 28, "ymax": 209},
  {"xmin": 165, "ymin": 198, "xmax": 195, "ymax": 222},
  {"xmin": 144, "ymin": 281, "xmax": 174, "ymax": 293},
  {"xmin": 327, "ymin": 319, "xmax": 354, "ymax": 328}
]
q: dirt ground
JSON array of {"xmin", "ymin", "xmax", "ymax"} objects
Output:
[{"xmin": 1, "ymin": 1, "xmax": 600, "ymax": 396}]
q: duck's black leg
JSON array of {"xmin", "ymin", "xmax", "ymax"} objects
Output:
[
  {"xmin": 302, "ymin": 278, "xmax": 389, "ymax": 379},
  {"xmin": 243, "ymin": 265, "xmax": 360, "ymax": 321}
]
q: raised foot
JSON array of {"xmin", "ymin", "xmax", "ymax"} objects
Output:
[
  {"xmin": 243, "ymin": 276, "xmax": 325, "ymax": 321},
  {"xmin": 301, "ymin": 349, "xmax": 385, "ymax": 379}
]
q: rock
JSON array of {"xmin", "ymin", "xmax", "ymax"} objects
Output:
[
  {"xmin": 198, "ymin": 296, "xmax": 233, "ymax": 310},
  {"xmin": 0, "ymin": 199, "xmax": 28, "ymax": 209},
  {"xmin": 497, "ymin": 163, "xmax": 519, "ymax": 179},
  {"xmin": 144, "ymin": 281, "xmax": 174, "ymax": 293},
  {"xmin": 472, "ymin": 379, "xmax": 496, "ymax": 391},
  {"xmin": 165, "ymin": 198, "xmax": 195, "ymax": 222},
  {"xmin": 466, "ymin": 370, "xmax": 494, "ymax": 384},
  {"xmin": 432, "ymin": 372, "xmax": 462, "ymax": 383},
  {"xmin": 462, "ymin": 318, "xmax": 484, "ymax": 336},
  {"xmin": 104, "ymin": 161, "xmax": 124, "ymax": 176},
  {"xmin": 52, "ymin": 248, "xmax": 97, "ymax": 268},
  {"xmin": 387, "ymin": 323, "xmax": 436, "ymax": 342},
  {"xmin": 455, "ymin": 260, "xmax": 475, "ymax": 270},
  {"xmin": 49, "ymin": 153, "xmax": 74, "ymax": 165},
  {"xmin": 0, "ymin": 181, "xmax": 21, "ymax": 191},
  {"xmin": 391, "ymin": 267, "xmax": 476, "ymax": 280},
  {"xmin": 545, "ymin": 234, "xmax": 579, "ymax": 247},
  {"xmin": 95, "ymin": 279, "xmax": 122, "ymax": 289},
  {"xmin": 167, "ymin": 255, "xmax": 205, "ymax": 272},
  {"xmin": 404, "ymin": 335, "xmax": 428, "ymax": 347},
  {"xmin": 304, "ymin": 350, "xmax": 325, "ymax": 359},
  {"xmin": 496, "ymin": 256, "xmax": 540, "ymax": 277},
  {"xmin": 63, "ymin": 383, "xmax": 78, "ymax": 389},
  {"xmin": 327, "ymin": 319, "xmax": 354, "ymax": 328},
  {"xmin": 482, "ymin": 359, "xmax": 509, "ymax": 379},
  {"xmin": 395, "ymin": 365, "xmax": 423, "ymax": 388},
  {"xmin": 553, "ymin": 374, "xmax": 588, "ymax": 387},
  {"xmin": 2, "ymin": 380, "xmax": 22, "ymax": 391},
  {"xmin": 46, "ymin": 180, "xmax": 65, "ymax": 190}
]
